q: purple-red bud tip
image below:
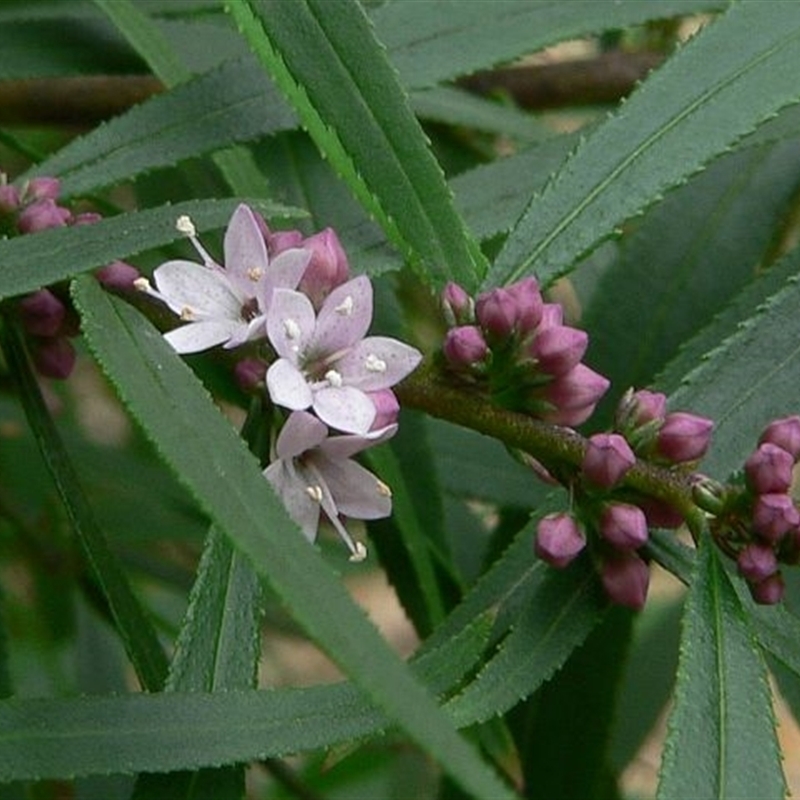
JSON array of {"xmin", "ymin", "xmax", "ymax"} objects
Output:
[
  {"xmin": 31, "ymin": 337, "xmax": 76, "ymax": 380},
  {"xmin": 759, "ymin": 416, "xmax": 800, "ymax": 462},
  {"xmin": 233, "ymin": 358, "xmax": 267, "ymax": 393},
  {"xmin": 368, "ymin": 389, "xmax": 400, "ymax": 431},
  {"xmin": 529, "ymin": 325, "xmax": 588, "ymax": 377},
  {"xmin": 656, "ymin": 411, "xmax": 713, "ymax": 463},
  {"xmin": 267, "ymin": 228, "xmax": 304, "ymax": 256},
  {"xmin": 475, "ymin": 287, "xmax": 518, "ymax": 340},
  {"xmin": 737, "ymin": 543, "xmax": 778, "ymax": 583},
  {"xmin": 441, "ymin": 281, "xmax": 474, "ymax": 326},
  {"xmin": 749, "ymin": 572, "xmax": 785, "ymax": 605},
  {"xmin": 95, "ymin": 261, "xmax": 141, "ymax": 291},
  {"xmin": 542, "ymin": 363, "xmax": 610, "ymax": 412},
  {"xmin": 600, "ymin": 554, "xmax": 650, "ymax": 610},
  {"xmin": 752, "ymin": 493, "xmax": 800, "ymax": 543},
  {"xmin": 297, "ymin": 228, "xmax": 350, "ymax": 308},
  {"xmin": 600, "ymin": 503, "xmax": 649, "ymax": 550},
  {"xmin": 17, "ymin": 199, "xmax": 71, "ymax": 233},
  {"xmin": 0, "ymin": 183, "xmax": 20, "ymax": 213},
  {"xmin": 535, "ymin": 513, "xmax": 586, "ymax": 568},
  {"xmin": 17, "ymin": 289, "xmax": 66, "ymax": 337},
  {"xmin": 505, "ymin": 277, "xmax": 543, "ymax": 332},
  {"xmin": 443, "ymin": 325, "xmax": 488, "ymax": 368},
  {"xmin": 745, "ymin": 442, "xmax": 794, "ymax": 495},
  {"xmin": 582, "ymin": 433, "xmax": 636, "ymax": 489},
  {"xmin": 25, "ymin": 177, "xmax": 60, "ymax": 201}
]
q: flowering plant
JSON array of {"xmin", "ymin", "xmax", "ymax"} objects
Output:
[{"xmin": 2, "ymin": 2, "xmax": 800, "ymax": 799}]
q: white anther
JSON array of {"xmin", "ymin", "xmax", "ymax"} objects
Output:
[
  {"xmin": 306, "ymin": 485, "xmax": 323, "ymax": 503},
  {"xmin": 133, "ymin": 277, "xmax": 152, "ymax": 292},
  {"xmin": 335, "ymin": 296, "xmax": 354, "ymax": 316},
  {"xmin": 325, "ymin": 369, "xmax": 343, "ymax": 388},
  {"xmin": 348, "ymin": 541, "xmax": 368, "ymax": 562},
  {"xmin": 247, "ymin": 267, "xmax": 263, "ymax": 282},
  {"xmin": 179, "ymin": 306, "xmax": 195, "ymax": 321},
  {"xmin": 175, "ymin": 215, "xmax": 196, "ymax": 237},
  {"xmin": 376, "ymin": 479, "xmax": 392, "ymax": 498},
  {"xmin": 283, "ymin": 318, "xmax": 301, "ymax": 340},
  {"xmin": 365, "ymin": 353, "xmax": 387, "ymax": 373}
]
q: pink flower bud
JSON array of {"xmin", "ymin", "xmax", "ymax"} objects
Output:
[
  {"xmin": 475, "ymin": 287, "xmax": 518, "ymax": 340},
  {"xmin": 749, "ymin": 572, "xmax": 785, "ymax": 605},
  {"xmin": 542, "ymin": 363, "xmax": 610, "ymax": 412},
  {"xmin": 233, "ymin": 358, "xmax": 267, "ymax": 393},
  {"xmin": 0, "ymin": 183, "xmax": 20, "ymax": 213},
  {"xmin": 530, "ymin": 325, "xmax": 588, "ymax": 377},
  {"xmin": 297, "ymin": 228, "xmax": 350, "ymax": 308},
  {"xmin": 95, "ymin": 261, "xmax": 141, "ymax": 291},
  {"xmin": 656, "ymin": 412, "xmax": 713, "ymax": 463},
  {"xmin": 25, "ymin": 177, "xmax": 60, "ymax": 201},
  {"xmin": 745, "ymin": 443, "xmax": 794, "ymax": 495},
  {"xmin": 17, "ymin": 199, "xmax": 70, "ymax": 233},
  {"xmin": 267, "ymin": 228, "xmax": 304, "ymax": 256},
  {"xmin": 17, "ymin": 289, "xmax": 65, "ymax": 337},
  {"xmin": 441, "ymin": 282, "xmax": 474, "ymax": 327},
  {"xmin": 31, "ymin": 337, "xmax": 76, "ymax": 380},
  {"xmin": 737, "ymin": 543, "xmax": 778, "ymax": 583},
  {"xmin": 443, "ymin": 325, "xmax": 488, "ymax": 368},
  {"xmin": 582, "ymin": 433, "xmax": 636, "ymax": 488},
  {"xmin": 367, "ymin": 389, "xmax": 400, "ymax": 430},
  {"xmin": 759, "ymin": 415, "xmax": 800, "ymax": 462},
  {"xmin": 626, "ymin": 389, "xmax": 667, "ymax": 426},
  {"xmin": 600, "ymin": 503, "xmax": 648, "ymax": 549},
  {"xmin": 537, "ymin": 302, "xmax": 564, "ymax": 330},
  {"xmin": 752, "ymin": 493, "xmax": 800, "ymax": 543},
  {"xmin": 505, "ymin": 277, "xmax": 543, "ymax": 332},
  {"xmin": 534, "ymin": 513, "xmax": 585, "ymax": 568},
  {"xmin": 600, "ymin": 553, "xmax": 650, "ymax": 610}
]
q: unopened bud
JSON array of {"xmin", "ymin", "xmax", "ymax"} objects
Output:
[
  {"xmin": 529, "ymin": 325, "xmax": 588, "ymax": 377},
  {"xmin": 268, "ymin": 228, "xmax": 304, "ymax": 256},
  {"xmin": 537, "ymin": 302, "xmax": 564, "ymax": 330},
  {"xmin": 17, "ymin": 199, "xmax": 70, "ymax": 233},
  {"xmin": 749, "ymin": 572, "xmax": 785, "ymax": 605},
  {"xmin": 534, "ymin": 513, "xmax": 585, "ymax": 568},
  {"xmin": 297, "ymin": 228, "xmax": 350, "ymax": 308},
  {"xmin": 25, "ymin": 177, "xmax": 60, "ymax": 201},
  {"xmin": 0, "ymin": 183, "xmax": 20, "ymax": 213},
  {"xmin": 367, "ymin": 389, "xmax": 400, "ymax": 430},
  {"xmin": 582, "ymin": 432, "xmax": 635, "ymax": 488},
  {"xmin": 505, "ymin": 277, "xmax": 543, "ymax": 332},
  {"xmin": 443, "ymin": 325, "xmax": 488, "ymax": 368},
  {"xmin": 542, "ymin": 363, "xmax": 610, "ymax": 412},
  {"xmin": 441, "ymin": 282, "xmax": 474, "ymax": 327},
  {"xmin": 18, "ymin": 289, "xmax": 66, "ymax": 337},
  {"xmin": 95, "ymin": 261, "xmax": 141, "ymax": 291},
  {"xmin": 759, "ymin": 415, "xmax": 800, "ymax": 462},
  {"xmin": 475, "ymin": 287, "xmax": 518, "ymax": 340},
  {"xmin": 600, "ymin": 553, "xmax": 650, "ymax": 610},
  {"xmin": 31, "ymin": 337, "xmax": 76, "ymax": 379},
  {"xmin": 737, "ymin": 543, "xmax": 778, "ymax": 583},
  {"xmin": 745, "ymin": 443, "xmax": 794, "ymax": 495},
  {"xmin": 656, "ymin": 412, "xmax": 713, "ymax": 463},
  {"xmin": 600, "ymin": 503, "xmax": 648, "ymax": 550},
  {"xmin": 752, "ymin": 493, "xmax": 800, "ymax": 543},
  {"xmin": 617, "ymin": 388, "xmax": 667, "ymax": 429}
]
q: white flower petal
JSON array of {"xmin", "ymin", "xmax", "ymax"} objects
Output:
[
  {"xmin": 259, "ymin": 247, "xmax": 312, "ymax": 309},
  {"xmin": 275, "ymin": 411, "xmax": 328, "ymax": 459},
  {"xmin": 152, "ymin": 260, "xmax": 242, "ymax": 319},
  {"xmin": 312, "ymin": 275, "xmax": 372, "ymax": 354},
  {"xmin": 313, "ymin": 385, "xmax": 376, "ymax": 434},
  {"xmin": 266, "ymin": 289, "xmax": 316, "ymax": 360},
  {"xmin": 267, "ymin": 358, "xmax": 313, "ymax": 411},
  {"xmin": 223, "ymin": 204, "xmax": 270, "ymax": 295},
  {"xmin": 224, "ymin": 313, "xmax": 268, "ymax": 349},
  {"xmin": 337, "ymin": 336, "xmax": 422, "ymax": 391},
  {"xmin": 320, "ymin": 423, "xmax": 398, "ymax": 460},
  {"xmin": 318, "ymin": 457, "xmax": 392, "ymax": 520},
  {"xmin": 264, "ymin": 461, "xmax": 320, "ymax": 542},
  {"xmin": 164, "ymin": 320, "xmax": 239, "ymax": 354}
]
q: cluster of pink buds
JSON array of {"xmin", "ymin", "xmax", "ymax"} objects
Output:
[
  {"xmin": 440, "ymin": 278, "xmax": 609, "ymax": 425},
  {"xmin": 535, "ymin": 390, "xmax": 715, "ymax": 610},
  {"xmin": 698, "ymin": 416, "xmax": 800, "ymax": 604},
  {"xmin": 1, "ymin": 171, "xmax": 143, "ymax": 380}
]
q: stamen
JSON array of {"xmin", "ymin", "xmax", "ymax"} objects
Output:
[
  {"xmin": 284, "ymin": 318, "xmax": 301, "ymax": 340},
  {"xmin": 335, "ymin": 296, "xmax": 354, "ymax": 316},
  {"xmin": 180, "ymin": 306, "xmax": 195, "ymax": 321},
  {"xmin": 175, "ymin": 215, "xmax": 196, "ymax": 237},
  {"xmin": 376, "ymin": 479, "xmax": 392, "ymax": 498},
  {"xmin": 306, "ymin": 485, "xmax": 323, "ymax": 502},
  {"xmin": 348, "ymin": 542, "xmax": 368, "ymax": 563},
  {"xmin": 365, "ymin": 353, "xmax": 387, "ymax": 373},
  {"xmin": 325, "ymin": 369, "xmax": 343, "ymax": 388},
  {"xmin": 133, "ymin": 277, "xmax": 152, "ymax": 292},
  {"xmin": 247, "ymin": 267, "xmax": 263, "ymax": 282}
]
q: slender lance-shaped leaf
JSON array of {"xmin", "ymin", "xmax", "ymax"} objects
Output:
[
  {"xmin": 0, "ymin": 197, "xmax": 299, "ymax": 301},
  {"xmin": 657, "ymin": 533, "xmax": 784, "ymax": 799},
  {"xmin": 229, "ymin": 0, "xmax": 485, "ymax": 290},
  {"xmin": 487, "ymin": 1, "xmax": 800, "ymax": 289},
  {"xmin": 71, "ymin": 276, "xmax": 513, "ymax": 800},
  {"xmin": 0, "ymin": 320, "xmax": 168, "ymax": 691}
]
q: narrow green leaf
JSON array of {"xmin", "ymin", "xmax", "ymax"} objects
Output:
[
  {"xmin": 445, "ymin": 562, "xmax": 604, "ymax": 726},
  {"xmin": 667, "ymin": 270, "xmax": 800, "ymax": 481},
  {"xmin": 0, "ymin": 320, "xmax": 168, "ymax": 691},
  {"xmin": 373, "ymin": 0, "xmax": 728, "ymax": 91},
  {"xmin": 229, "ymin": 0, "xmax": 485, "ymax": 289},
  {"xmin": 71, "ymin": 277, "xmax": 513, "ymax": 800},
  {"xmin": 0, "ymin": 197, "xmax": 299, "ymax": 300},
  {"xmin": 26, "ymin": 58, "xmax": 296, "ymax": 198},
  {"xmin": 584, "ymin": 139, "xmax": 800, "ymax": 400},
  {"xmin": 658, "ymin": 534, "xmax": 785, "ymax": 799},
  {"xmin": 487, "ymin": 1, "xmax": 800, "ymax": 288}
]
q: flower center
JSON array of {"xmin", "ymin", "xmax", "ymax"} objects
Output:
[{"xmin": 240, "ymin": 297, "xmax": 260, "ymax": 322}]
